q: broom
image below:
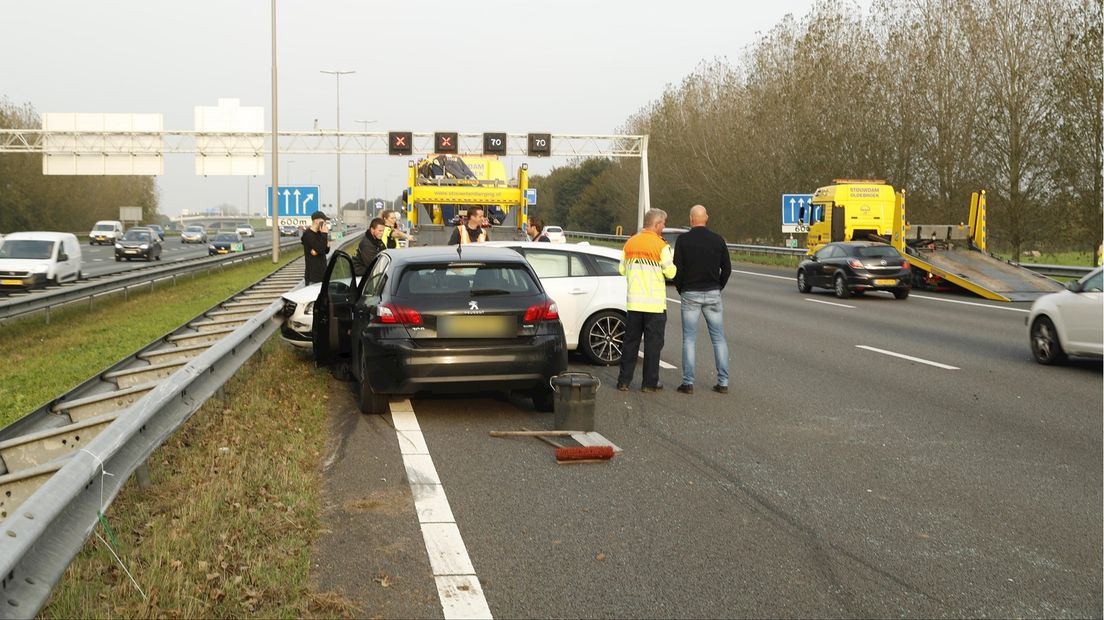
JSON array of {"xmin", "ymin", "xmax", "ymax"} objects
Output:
[{"xmin": 489, "ymin": 430, "xmax": 615, "ymax": 463}]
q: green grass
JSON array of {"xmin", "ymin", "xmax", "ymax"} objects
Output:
[
  {"xmin": 0, "ymin": 250, "xmax": 302, "ymax": 428},
  {"xmin": 991, "ymin": 250, "xmax": 1098, "ymax": 267},
  {"xmin": 42, "ymin": 338, "xmax": 352, "ymax": 618}
]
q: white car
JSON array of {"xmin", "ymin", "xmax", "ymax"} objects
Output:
[
  {"xmin": 1027, "ymin": 266, "xmax": 1103, "ymax": 364},
  {"xmin": 281, "ymin": 283, "xmax": 322, "ymax": 348},
  {"xmin": 282, "ymin": 242, "xmax": 630, "ymax": 365},
  {"xmin": 235, "ymin": 223, "xmax": 255, "ymax": 238},
  {"xmin": 542, "ymin": 226, "xmax": 567, "ymax": 244},
  {"xmin": 485, "ymin": 241, "xmax": 626, "ymax": 364}
]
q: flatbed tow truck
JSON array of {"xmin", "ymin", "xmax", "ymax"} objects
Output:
[
  {"xmin": 401, "ymin": 154, "xmax": 530, "ymax": 230},
  {"xmin": 804, "ymin": 180, "xmax": 1063, "ymax": 302}
]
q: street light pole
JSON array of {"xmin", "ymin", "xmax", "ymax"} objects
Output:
[
  {"xmin": 355, "ymin": 119, "xmax": 377, "ymax": 212},
  {"xmin": 321, "ymin": 69, "xmax": 355, "ymax": 219},
  {"xmin": 270, "ymin": 0, "xmax": 280, "ymax": 262}
]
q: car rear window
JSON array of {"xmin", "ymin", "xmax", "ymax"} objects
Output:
[
  {"xmin": 857, "ymin": 246, "xmax": 900, "ymax": 258},
  {"xmin": 397, "ymin": 264, "xmax": 540, "ymax": 296}
]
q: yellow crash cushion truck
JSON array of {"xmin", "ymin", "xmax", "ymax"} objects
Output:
[{"xmin": 801, "ymin": 179, "xmax": 1062, "ymax": 302}]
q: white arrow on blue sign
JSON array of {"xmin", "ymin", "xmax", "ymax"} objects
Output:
[
  {"xmin": 781, "ymin": 193, "xmax": 814, "ymax": 232},
  {"xmin": 266, "ymin": 185, "xmax": 320, "ymax": 217}
]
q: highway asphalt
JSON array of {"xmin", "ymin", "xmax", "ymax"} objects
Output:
[{"xmin": 311, "ymin": 263, "xmax": 1102, "ymax": 618}]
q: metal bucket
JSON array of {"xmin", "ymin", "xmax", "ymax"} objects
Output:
[{"xmin": 550, "ymin": 372, "xmax": 599, "ymax": 432}]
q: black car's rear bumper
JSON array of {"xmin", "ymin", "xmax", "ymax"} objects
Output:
[
  {"xmin": 845, "ymin": 270, "xmax": 911, "ymax": 291},
  {"xmin": 363, "ymin": 335, "xmax": 567, "ymax": 395}
]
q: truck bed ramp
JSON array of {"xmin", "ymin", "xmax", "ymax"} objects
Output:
[{"xmin": 907, "ymin": 248, "xmax": 1064, "ymax": 302}]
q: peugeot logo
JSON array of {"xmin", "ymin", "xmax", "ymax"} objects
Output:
[
  {"xmin": 880, "ymin": 259, "xmax": 887, "ymax": 266},
  {"xmin": 469, "ymin": 300, "xmax": 479, "ymax": 311}
]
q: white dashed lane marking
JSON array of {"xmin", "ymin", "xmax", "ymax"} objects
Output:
[
  {"xmin": 804, "ymin": 298, "xmax": 855, "ymax": 309},
  {"xmin": 390, "ymin": 401, "xmax": 492, "ymax": 619},
  {"xmin": 856, "ymin": 345, "xmax": 960, "ymax": 370}
]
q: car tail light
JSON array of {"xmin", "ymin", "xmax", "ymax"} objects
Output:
[
  {"xmin": 902, "ymin": 261, "xmax": 910, "ymax": 270},
  {"xmin": 848, "ymin": 259, "xmax": 864, "ymax": 269},
  {"xmin": 524, "ymin": 300, "xmax": 560, "ymax": 322},
  {"xmin": 373, "ymin": 303, "xmax": 423, "ymax": 326}
]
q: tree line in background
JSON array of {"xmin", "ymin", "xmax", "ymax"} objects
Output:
[
  {"xmin": 0, "ymin": 98, "xmax": 159, "ymax": 233},
  {"xmin": 531, "ymin": 0, "xmax": 1102, "ymax": 258}
]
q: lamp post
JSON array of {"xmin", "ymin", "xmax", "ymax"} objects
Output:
[
  {"xmin": 355, "ymin": 119, "xmax": 377, "ymax": 211},
  {"xmin": 269, "ymin": 0, "xmax": 280, "ymax": 262},
  {"xmin": 320, "ymin": 69, "xmax": 355, "ymax": 219}
]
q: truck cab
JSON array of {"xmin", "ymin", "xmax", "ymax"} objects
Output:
[{"xmin": 803, "ymin": 180, "xmax": 901, "ymax": 254}]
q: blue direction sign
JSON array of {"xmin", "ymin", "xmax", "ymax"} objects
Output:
[
  {"xmin": 782, "ymin": 193, "xmax": 813, "ymax": 232},
  {"xmin": 266, "ymin": 185, "xmax": 320, "ymax": 217},
  {"xmin": 524, "ymin": 188, "xmax": 537, "ymax": 206}
]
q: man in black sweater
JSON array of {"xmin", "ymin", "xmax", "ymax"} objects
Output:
[
  {"xmin": 302, "ymin": 211, "xmax": 330, "ymax": 285},
  {"xmin": 672, "ymin": 205, "xmax": 732, "ymax": 395}
]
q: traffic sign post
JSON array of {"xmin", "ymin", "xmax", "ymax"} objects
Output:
[{"xmin": 782, "ymin": 193, "xmax": 813, "ymax": 233}]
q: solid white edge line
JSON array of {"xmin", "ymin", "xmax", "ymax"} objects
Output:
[
  {"xmin": 392, "ymin": 401, "xmax": 492, "ymax": 620},
  {"xmin": 804, "ymin": 298, "xmax": 856, "ymax": 309},
  {"xmin": 856, "ymin": 345, "xmax": 960, "ymax": 370},
  {"xmin": 910, "ymin": 293, "xmax": 1030, "ymax": 313}
]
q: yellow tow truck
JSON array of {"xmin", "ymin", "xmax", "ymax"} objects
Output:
[
  {"xmin": 401, "ymin": 154, "xmax": 531, "ymax": 230},
  {"xmin": 803, "ymin": 179, "xmax": 1063, "ymax": 302}
]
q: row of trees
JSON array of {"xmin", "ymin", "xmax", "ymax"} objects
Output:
[
  {"xmin": 531, "ymin": 0, "xmax": 1102, "ymax": 257},
  {"xmin": 0, "ymin": 98, "xmax": 159, "ymax": 233}
]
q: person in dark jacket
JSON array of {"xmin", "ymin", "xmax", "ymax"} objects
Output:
[
  {"xmin": 302, "ymin": 211, "xmax": 330, "ymax": 285},
  {"xmin": 672, "ymin": 205, "xmax": 732, "ymax": 395},
  {"xmin": 353, "ymin": 218, "xmax": 386, "ymax": 276},
  {"xmin": 526, "ymin": 217, "xmax": 551, "ymax": 242}
]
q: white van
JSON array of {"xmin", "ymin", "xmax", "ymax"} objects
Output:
[
  {"xmin": 0, "ymin": 232, "xmax": 82, "ymax": 289},
  {"xmin": 89, "ymin": 220, "xmax": 124, "ymax": 245}
]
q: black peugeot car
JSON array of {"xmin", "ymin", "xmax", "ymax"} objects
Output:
[
  {"xmin": 313, "ymin": 246, "xmax": 568, "ymax": 414},
  {"xmin": 797, "ymin": 241, "xmax": 912, "ymax": 299}
]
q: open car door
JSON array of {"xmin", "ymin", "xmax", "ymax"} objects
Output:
[{"xmin": 313, "ymin": 251, "xmax": 359, "ymax": 366}]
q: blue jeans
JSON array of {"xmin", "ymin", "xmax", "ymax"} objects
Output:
[{"xmin": 680, "ymin": 290, "xmax": 729, "ymax": 387}]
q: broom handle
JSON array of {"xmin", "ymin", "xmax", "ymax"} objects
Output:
[{"xmin": 489, "ymin": 430, "xmax": 578, "ymax": 437}]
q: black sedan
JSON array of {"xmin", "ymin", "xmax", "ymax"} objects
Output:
[
  {"xmin": 208, "ymin": 233, "xmax": 244, "ymax": 256},
  {"xmin": 313, "ymin": 246, "xmax": 568, "ymax": 414},
  {"xmin": 797, "ymin": 241, "xmax": 911, "ymax": 299},
  {"xmin": 114, "ymin": 229, "xmax": 162, "ymax": 262}
]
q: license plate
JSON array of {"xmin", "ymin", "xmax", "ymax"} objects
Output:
[
  {"xmin": 438, "ymin": 315, "xmax": 515, "ymax": 338},
  {"xmin": 0, "ymin": 278, "xmax": 23, "ymax": 286},
  {"xmin": 125, "ymin": 250, "xmax": 138, "ymax": 254},
  {"xmin": 218, "ymin": 249, "xmax": 228, "ymax": 254},
  {"xmin": 874, "ymin": 278, "xmax": 897, "ymax": 286}
]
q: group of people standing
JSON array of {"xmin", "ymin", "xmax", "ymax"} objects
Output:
[
  {"xmin": 616, "ymin": 205, "xmax": 731, "ymax": 396},
  {"xmin": 303, "ymin": 209, "xmax": 415, "ymax": 283}
]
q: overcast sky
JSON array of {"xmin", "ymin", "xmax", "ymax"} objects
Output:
[{"xmin": 2, "ymin": 1, "xmax": 865, "ymax": 217}]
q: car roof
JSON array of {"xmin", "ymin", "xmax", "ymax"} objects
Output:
[
  {"xmin": 381, "ymin": 245, "xmax": 530, "ymax": 266},
  {"xmin": 834, "ymin": 241, "xmax": 893, "ymax": 248},
  {"xmin": 3, "ymin": 231, "xmax": 77, "ymax": 241},
  {"xmin": 483, "ymin": 240, "xmax": 623, "ymax": 259}
]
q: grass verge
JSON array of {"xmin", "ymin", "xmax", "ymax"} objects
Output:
[
  {"xmin": 41, "ymin": 338, "xmax": 349, "ymax": 618},
  {"xmin": 0, "ymin": 249, "xmax": 302, "ymax": 428}
]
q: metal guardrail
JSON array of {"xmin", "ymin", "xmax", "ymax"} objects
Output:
[
  {"xmin": 0, "ymin": 239, "xmax": 302, "ymax": 324},
  {"xmin": 0, "ymin": 298, "xmax": 284, "ymax": 617},
  {"xmin": 565, "ymin": 231, "xmax": 1095, "ymax": 276},
  {"xmin": 0, "ymin": 232, "xmax": 364, "ymax": 616}
]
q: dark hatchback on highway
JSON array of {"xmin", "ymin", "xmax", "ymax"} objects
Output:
[
  {"xmin": 797, "ymin": 241, "xmax": 912, "ymax": 299},
  {"xmin": 208, "ymin": 233, "xmax": 244, "ymax": 255},
  {"xmin": 313, "ymin": 246, "xmax": 568, "ymax": 414},
  {"xmin": 114, "ymin": 229, "xmax": 162, "ymax": 262}
]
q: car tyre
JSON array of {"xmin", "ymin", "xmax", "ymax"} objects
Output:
[
  {"xmin": 797, "ymin": 270, "xmax": 811, "ymax": 293},
  {"xmin": 834, "ymin": 274, "xmax": 851, "ymax": 299},
  {"xmin": 531, "ymin": 385, "xmax": 555, "ymax": 413},
  {"xmin": 893, "ymin": 288, "xmax": 910, "ymax": 300},
  {"xmin": 356, "ymin": 359, "xmax": 388, "ymax": 414},
  {"xmin": 580, "ymin": 311, "xmax": 625, "ymax": 365},
  {"xmin": 1030, "ymin": 316, "xmax": 1067, "ymax": 365}
]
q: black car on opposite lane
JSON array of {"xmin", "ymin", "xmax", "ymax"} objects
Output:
[
  {"xmin": 114, "ymin": 228, "xmax": 162, "ymax": 262},
  {"xmin": 312, "ymin": 246, "xmax": 568, "ymax": 414},
  {"xmin": 797, "ymin": 241, "xmax": 912, "ymax": 299}
]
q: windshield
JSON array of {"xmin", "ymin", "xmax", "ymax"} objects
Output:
[
  {"xmin": 857, "ymin": 246, "xmax": 900, "ymax": 258},
  {"xmin": 397, "ymin": 264, "xmax": 540, "ymax": 296},
  {"xmin": 93, "ymin": 224, "xmax": 115, "ymax": 231},
  {"xmin": 123, "ymin": 230, "xmax": 151, "ymax": 242},
  {"xmin": 214, "ymin": 234, "xmax": 238, "ymax": 242},
  {"xmin": 184, "ymin": 226, "xmax": 204, "ymax": 233},
  {"xmin": 0, "ymin": 239, "xmax": 55, "ymax": 259}
]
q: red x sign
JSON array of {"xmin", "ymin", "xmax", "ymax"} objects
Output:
[{"xmin": 435, "ymin": 132, "xmax": 458, "ymax": 154}]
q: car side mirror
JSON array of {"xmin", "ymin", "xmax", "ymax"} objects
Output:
[
  {"xmin": 58, "ymin": 252, "xmax": 67, "ymax": 261},
  {"xmin": 1065, "ymin": 280, "xmax": 1083, "ymax": 293},
  {"xmin": 808, "ymin": 254, "xmax": 818, "ymax": 262}
]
